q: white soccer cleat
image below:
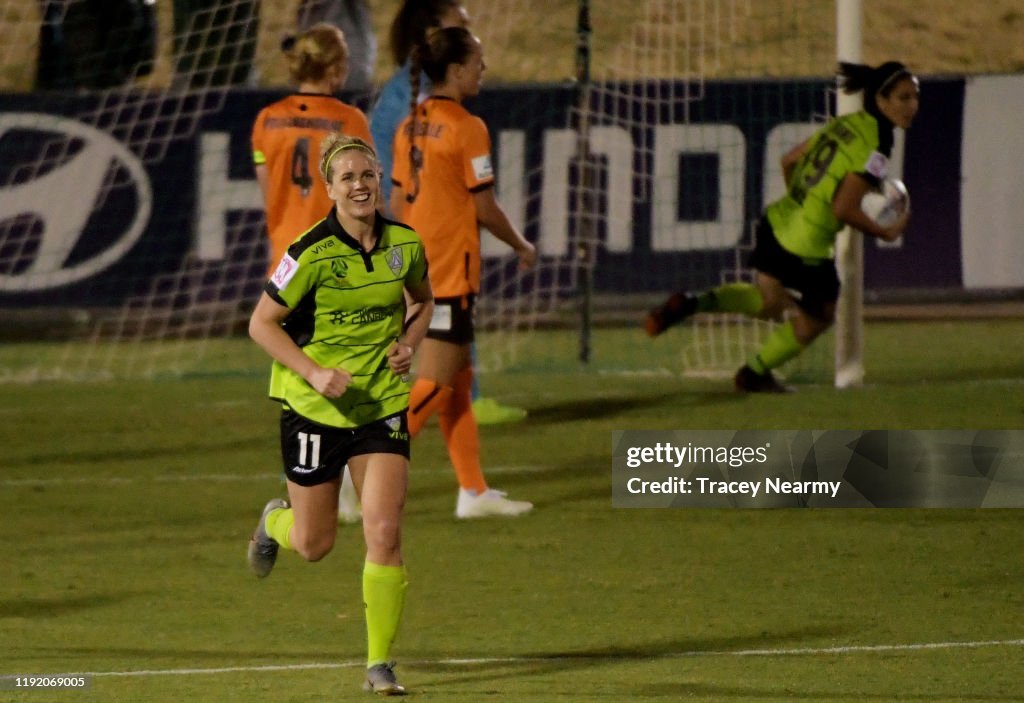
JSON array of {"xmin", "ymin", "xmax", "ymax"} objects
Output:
[
  {"xmin": 455, "ymin": 488, "xmax": 533, "ymax": 519},
  {"xmin": 337, "ymin": 465, "xmax": 362, "ymax": 525}
]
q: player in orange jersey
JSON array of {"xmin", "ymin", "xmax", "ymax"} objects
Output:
[
  {"xmin": 373, "ymin": 0, "xmax": 525, "ymax": 427},
  {"xmin": 391, "ymin": 27, "xmax": 536, "ymax": 518},
  {"xmin": 252, "ymin": 23, "xmax": 373, "ymax": 277},
  {"xmin": 252, "ymin": 22, "xmax": 372, "ymax": 524}
]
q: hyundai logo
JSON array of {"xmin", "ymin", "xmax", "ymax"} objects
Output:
[{"xmin": 0, "ymin": 113, "xmax": 152, "ymax": 292}]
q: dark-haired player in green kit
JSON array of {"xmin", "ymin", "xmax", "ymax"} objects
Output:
[
  {"xmin": 646, "ymin": 60, "xmax": 920, "ymax": 392},
  {"xmin": 247, "ymin": 134, "xmax": 432, "ymax": 695}
]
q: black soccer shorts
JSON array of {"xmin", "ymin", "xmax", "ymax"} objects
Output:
[
  {"xmin": 748, "ymin": 216, "xmax": 840, "ymax": 322},
  {"xmin": 279, "ymin": 409, "xmax": 410, "ymax": 487},
  {"xmin": 425, "ymin": 294, "xmax": 476, "ymax": 344}
]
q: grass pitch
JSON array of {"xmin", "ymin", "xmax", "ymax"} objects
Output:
[{"xmin": 1, "ymin": 321, "xmax": 1023, "ymax": 702}]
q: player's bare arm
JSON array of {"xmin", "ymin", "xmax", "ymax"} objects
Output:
[
  {"xmin": 473, "ymin": 187, "xmax": 536, "ymax": 269},
  {"xmin": 388, "ymin": 276, "xmax": 434, "ymax": 375},
  {"xmin": 781, "ymin": 139, "xmax": 809, "ymax": 185},
  {"xmin": 249, "ymin": 292, "xmax": 352, "ymax": 397},
  {"xmin": 254, "ymin": 163, "xmax": 270, "ymax": 211}
]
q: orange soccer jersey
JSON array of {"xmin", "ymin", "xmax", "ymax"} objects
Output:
[
  {"xmin": 251, "ymin": 93, "xmax": 372, "ymax": 273},
  {"xmin": 392, "ymin": 96, "xmax": 494, "ymax": 298}
]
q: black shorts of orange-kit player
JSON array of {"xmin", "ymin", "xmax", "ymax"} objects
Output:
[{"xmin": 425, "ymin": 294, "xmax": 476, "ymax": 344}]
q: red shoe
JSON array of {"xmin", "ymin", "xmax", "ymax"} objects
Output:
[{"xmin": 644, "ymin": 293, "xmax": 698, "ymax": 337}]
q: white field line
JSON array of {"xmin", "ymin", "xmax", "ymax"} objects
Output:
[
  {"xmin": 1, "ymin": 474, "xmax": 262, "ymax": 487},
  {"xmin": 34, "ymin": 637, "xmax": 1024, "ymax": 679},
  {"xmin": 597, "ymin": 367, "xmax": 678, "ymax": 377},
  {"xmin": 1, "ymin": 466, "xmax": 544, "ymax": 487}
]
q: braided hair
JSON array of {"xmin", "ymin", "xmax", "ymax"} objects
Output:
[
  {"xmin": 403, "ymin": 27, "xmax": 479, "ymax": 204},
  {"xmin": 389, "ymin": 0, "xmax": 464, "ymax": 66}
]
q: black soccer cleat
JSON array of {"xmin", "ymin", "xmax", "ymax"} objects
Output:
[
  {"xmin": 733, "ymin": 365, "xmax": 794, "ymax": 394},
  {"xmin": 644, "ymin": 293, "xmax": 698, "ymax": 337}
]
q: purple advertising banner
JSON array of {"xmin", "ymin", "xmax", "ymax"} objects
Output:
[
  {"xmin": 0, "ymin": 78, "xmax": 966, "ymax": 309},
  {"xmin": 864, "ymin": 79, "xmax": 963, "ymax": 290}
]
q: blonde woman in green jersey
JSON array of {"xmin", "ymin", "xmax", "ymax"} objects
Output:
[
  {"xmin": 646, "ymin": 60, "xmax": 919, "ymax": 392},
  {"xmin": 247, "ymin": 134, "xmax": 433, "ymax": 695}
]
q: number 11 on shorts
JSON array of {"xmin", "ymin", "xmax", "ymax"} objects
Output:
[{"xmin": 297, "ymin": 432, "xmax": 321, "ymax": 467}]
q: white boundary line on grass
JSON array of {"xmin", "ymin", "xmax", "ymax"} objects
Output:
[
  {"xmin": 67, "ymin": 638, "xmax": 1024, "ymax": 679},
  {"xmin": 1, "ymin": 466, "xmax": 544, "ymax": 488},
  {"xmin": 1, "ymin": 474, "xmax": 259, "ymax": 487}
]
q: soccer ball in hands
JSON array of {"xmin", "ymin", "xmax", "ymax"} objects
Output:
[{"xmin": 860, "ymin": 177, "xmax": 910, "ymax": 227}]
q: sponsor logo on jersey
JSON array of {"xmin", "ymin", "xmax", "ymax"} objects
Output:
[
  {"xmin": 385, "ymin": 416, "xmax": 401, "ymax": 432},
  {"xmin": 353, "ymin": 305, "xmax": 396, "ymax": 325},
  {"xmin": 311, "ymin": 239, "xmax": 335, "ymax": 255},
  {"xmin": 0, "ymin": 113, "xmax": 152, "ymax": 292},
  {"xmin": 471, "ymin": 153, "xmax": 493, "ymax": 181},
  {"xmin": 328, "ymin": 304, "xmax": 399, "ymax": 325},
  {"xmin": 271, "ymin": 254, "xmax": 299, "ymax": 290},
  {"xmin": 387, "ymin": 247, "xmax": 404, "ymax": 276},
  {"xmin": 865, "ymin": 151, "xmax": 889, "ymax": 179}
]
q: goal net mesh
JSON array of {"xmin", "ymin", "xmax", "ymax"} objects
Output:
[
  {"xmin": 475, "ymin": 0, "xmax": 837, "ymax": 379},
  {"xmin": 0, "ymin": 0, "xmax": 835, "ymax": 382}
]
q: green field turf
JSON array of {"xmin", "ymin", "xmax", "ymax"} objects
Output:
[{"xmin": 1, "ymin": 321, "xmax": 1023, "ymax": 702}]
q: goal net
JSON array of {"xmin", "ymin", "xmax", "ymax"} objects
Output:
[
  {"xmin": 0, "ymin": 0, "xmax": 837, "ymax": 382},
  {"xmin": 469, "ymin": 0, "xmax": 839, "ymax": 379},
  {"xmin": 0, "ymin": 0, "xmax": 277, "ymax": 381}
]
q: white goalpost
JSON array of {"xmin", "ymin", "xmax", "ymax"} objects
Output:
[{"xmin": 833, "ymin": 0, "xmax": 865, "ymax": 388}]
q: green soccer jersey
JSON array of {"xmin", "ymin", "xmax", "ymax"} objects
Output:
[
  {"xmin": 766, "ymin": 110, "xmax": 889, "ymax": 260},
  {"xmin": 265, "ymin": 212, "xmax": 428, "ymax": 428}
]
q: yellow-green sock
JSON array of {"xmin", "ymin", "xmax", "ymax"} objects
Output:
[
  {"xmin": 748, "ymin": 320, "xmax": 803, "ymax": 374},
  {"xmin": 265, "ymin": 507, "xmax": 294, "ymax": 550},
  {"xmin": 699, "ymin": 283, "xmax": 763, "ymax": 316},
  {"xmin": 364, "ymin": 561, "xmax": 408, "ymax": 668}
]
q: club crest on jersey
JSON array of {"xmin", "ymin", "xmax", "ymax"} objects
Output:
[
  {"xmin": 271, "ymin": 254, "xmax": 299, "ymax": 290},
  {"xmin": 387, "ymin": 248, "xmax": 404, "ymax": 276},
  {"xmin": 331, "ymin": 259, "xmax": 348, "ymax": 280}
]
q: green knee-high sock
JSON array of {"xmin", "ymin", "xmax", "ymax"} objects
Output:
[
  {"xmin": 748, "ymin": 321, "xmax": 803, "ymax": 374},
  {"xmin": 697, "ymin": 283, "xmax": 763, "ymax": 316},
  {"xmin": 265, "ymin": 507, "xmax": 294, "ymax": 550},
  {"xmin": 364, "ymin": 562, "xmax": 408, "ymax": 668}
]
